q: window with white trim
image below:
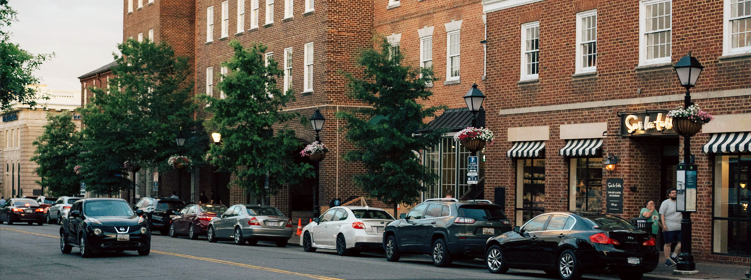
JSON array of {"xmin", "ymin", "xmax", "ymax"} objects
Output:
[
  {"xmin": 128, "ymin": 0, "xmax": 133, "ymax": 13},
  {"xmin": 265, "ymin": 52, "xmax": 274, "ymax": 97},
  {"xmin": 285, "ymin": 0, "xmax": 293, "ymax": 18},
  {"xmin": 447, "ymin": 31, "xmax": 460, "ymax": 80},
  {"xmin": 575, "ymin": 10, "xmax": 597, "ymax": 73},
  {"xmin": 284, "ymin": 47, "xmax": 293, "ymax": 93},
  {"xmin": 206, "ymin": 67, "xmax": 214, "ymax": 97},
  {"xmin": 148, "ymin": 29, "xmax": 154, "ymax": 41},
  {"xmin": 138, "ymin": 33, "xmax": 143, "ymax": 42},
  {"xmin": 387, "ymin": 33, "xmax": 401, "ymax": 59},
  {"xmin": 148, "ymin": 0, "xmax": 154, "ymax": 4},
  {"xmin": 83, "ymin": 82, "xmax": 87, "ymax": 106},
  {"xmin": 207, "ymin": 6, "xmax": 214, "ymax": 42},
  {"xmin": 421, "ymin": 36, "xmax": 433, "ymax": 71},
  {"xmin": 520, "ymin": 21, "xmax": 539, "ymax": 81},
  {"xmin": 237, "ymin": 0, "xmax": 245, "ymax": 33},
  {"xmin": 388, "ymin": 0, "xmax": 400, "ymax": 7},
  {"xmin": 724, "ymin": 0, "xmax": 751, "ymax": 55},
  {"xmin": 251, "ymin": 0, "xmax": 259, "ymax": 29},
  {"xmin": 138, "ymin": 0, "xmax": 143, "ymax": 9},
  {"xmin": 221, "ymin": 1, "xmax": 229, "ymax": 38},
  {"xmin": 305, "ymin": 0, "xmax": 314, "ymax": 12},
  {"xmin": 220, "ymin": 67, "xmax": 228, "ymax": 99},
  {"xmin": 639, "ymin": 0, "xmax": 671, "ymax": 65},
  {"xmin": 266, "ymin": 0, "xmax": 274, "ymax": 25},
  {"xmin": 304, "ymin": 42, "xmax": 314, "ymax": 92}
]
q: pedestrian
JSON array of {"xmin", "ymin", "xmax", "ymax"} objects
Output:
[
  {"xmin": 170, "ymin": 191, "xmax": 178, "ymax": 199},
  {"xmin": 639, "ymin": 200, "xmax": 660, "ymax": 249},
  {"xmin": 199, "ymin": 191, "xmax": 208, "ymax": 204},
  {"xmin": 659, "ymin": 188, "xmax": 681, "ymax": 266},
  {"xmin": 210, "ymin": 192, "xmax": 222, "ymax": 205},
  {"xmin": 0, "ymin": 196, "xmax": 5, "ymax": 206}
]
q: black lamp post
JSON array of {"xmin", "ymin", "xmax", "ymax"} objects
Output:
[
  {"xmin": 309, "ymin": 108, "xmax": 325, "ymax": 217},
  {"xmin": 463, "ymin": 83, "xmax": 486, "ymax": 128},
  {"xmin": 211, "ymin": 132, "xmax": 221, "ymax": 205},
  {"xmin": 673, "ymin": 52, "xmax": 703, "ymax": 273},
  {"xmin": 176, "ymin": 130, "xmax": 186, "ymax": 200}
]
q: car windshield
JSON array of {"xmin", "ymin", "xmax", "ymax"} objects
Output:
[
  {"xmin": 67, "ymin": 198, "xmax": 80, "ymax": 204},
  {"xmin": 458, "ymin": 205, "xmax": 507, "ymax": 221},
  {"xmin": 582, "ymin": 215, "xmax": 636, "ymax": 230},
  {"xmin": 84, "ymin": 201, "xmax": 135, "ymax": 217},
  {"xmin": 14, "ymin": 200, "xmax": 39, "ymax": 207},
  {"xmin": 156, "ymin": 201, "xmax": 184, "ymax": 211},
  {"xmin": 43, "ymin": 199, "xmax": 56, "ymax": 204},
  {"xmin": 199, "ymin": 204, "xmax": 228, "ymax": 215},
  {"xmin": 247, "ymin": 207, "xmax": 283, "ymax": 216},
  {"xmin": 351, "ymin": 210, "xmax": 394, "ymax": 220}
]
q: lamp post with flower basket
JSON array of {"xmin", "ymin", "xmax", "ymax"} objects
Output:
[
  {"xmin": 459, "ymin": 84, "xmax": 491, "ymax": 189},
  {"xmin": 303, "ymin": 108, "xmax": 326, "ymax": 217},
  {"xmin": 171, "ymin": 130, "xmax": 188, "ymax": 200}
]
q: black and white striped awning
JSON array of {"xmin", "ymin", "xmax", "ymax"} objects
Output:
[
  {"xmin": 559, "ymin": 139, "xmax": 603, "ymax": 157},
  {"xmin": 507, "ymin": 141, "xmax": 545, "ymax": 158},
  {"xmin": 703, "ymin": 132, "xmax": 751, "ymax": 153}
]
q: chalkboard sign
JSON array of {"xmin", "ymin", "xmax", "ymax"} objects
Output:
[{"xmin": 606, "ymin": 178, "xmax": 624, "ymax": 214}]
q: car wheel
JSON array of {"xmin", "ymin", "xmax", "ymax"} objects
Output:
[
  {"xmin": 188, "ymin": 224, "xmax": 198, "ymax": 240},
  {"xmin": 169, "ymin": 223, "xmax": 178, "ymax": 238},
  {"xmin": 336, "ymin": 234, "xmax": 350, "ymax": 256},
  {"xmin": 432, "ymin": 238, "xmax": 453, "ymax": 267},
  {"xmin": 233, "ymin": 227, "xmax": 245, "ymax": 245},
  {"xmin": 303, "ymin": 232, "xmax": 317, "ymax": 252},
  {"xmin": 80, "ymin": 235, "xmax": 93, "ymax": 258},
  {"xmin": 27, "ymin": 221, "xmax": 33, "ymax": 225},
  {"xmin": 276, "ymin": 240, "xmax": 288, "ymax": 247},
  {"xmin": 207, "ymin": 226, "xmax": 217, "ymax": 243},
  {"xmin": 138, "ymin": 246, "xmax": 150, "ymax": 256},
  {"xmin": 385, "ymin": 235, "xmax": 401, "ymax": 262},
  {"xmin": 558, "ymin": 249, "xmax": 583, "ymax": 280},
  {"xmin": 60, "ymin": 232, "xmax": 72, "ymax": 254},
  {"xmin": 618, "ymin": 271, "xmax": 644, "ymax": 280},
  {"xmin": 486, "ymin": 244, "xmax": 509, "ymax": 274}
]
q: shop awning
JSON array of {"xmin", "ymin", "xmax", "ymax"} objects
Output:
[
  {"xmin": 703, "ymin": 132, "xmax": 751, "ymax": 153},
  {"xmin": 507, "ymin": 141, "xmax": 545, "ymax": 158},
  {"xmin": 420, "ymin": 108, "xmax": 485, "ymax": 133},
  {"xmin": 559, "ymin": 139, "xmax": 603, "ymax": 157}
]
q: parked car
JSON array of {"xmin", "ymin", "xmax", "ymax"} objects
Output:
[
  {"xmin": 35, "ymin": 196, "xmax": 57, "ymax": 213},
  {"xmin": 383, "ymin": 198, "xmax": 512, "ymax": 266},
  {"xmin": 302, "ymin": 206, "xmax": 394, "ymax": 256},
  {"xmin": 0, "ymin": 198, "xmax": 45, "ymax": 225},
  {"xmin": 59, "ymin": 198, "xmax": 150, "ymax": 258},
  {"xmin": 169, "ymin": 203, "xmax": 227, "ymax": 240},
  {"xmin": 208, "ymin": 204, "xmax": 293, "ymax": 247},
  {"xmin": 484, "ymin": 212, "xmax": 659, "ymax": 280},
  {"xmin": 135, "ymin": 197, "xmax": 184, "ymax": 235},
  {"xmin": 47, "ymin": 196, "xmax": 81, "ymax": 224}
]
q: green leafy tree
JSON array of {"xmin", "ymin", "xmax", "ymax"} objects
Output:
[
  {"xmin": 337, "ymin": 37, "xmax": 445, "ymax": 208},
  {"xmin": 79, "ymin": 39, "xmax": 202, "ymax": 196},
  {"xmin": 0, "ymin": 0, "xmax": 52, "ymax": 111},
  {"xmin": 31, "ymin": 111, "xmax": 82, "ymax": 197},
  {"xmin": 200, "ymin": 41, "xmax": 313, "ymax": 198}
]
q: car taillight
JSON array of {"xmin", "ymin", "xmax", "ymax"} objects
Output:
[
  {"xmin": 501, "ymin": 219, "xmax": 511, "ymax": 225},
  {"xmin": 35, "ymin": 208, "xmax": 44, "ymax": 213},
  {"xmin": 286, "ymin": 219, "xmax": 292, "ymax": 228},
  {"xmin": 63, "ymin": 206, "xmax": 71, "ymax": 209},
  {"xmin": 589, "ymin": 233, "xmax": 620, "ymax": 245},
  {"xmin": 198, "ymin": 216, "xmax": 213, "ymax": 222},
  {"xmin": 352, "ymin": 222, "xmax": 365, "ymax": 229},
  {"xmin": 454, "ymin": 217, "xmax": 476, "ymax": 224},
  {"xmin": 248, "ymin": 217, "xmax": 260, "ymax": 226},
  {"xmin": 642, "ymin": 236, "xmax": 656, "ymax": 246},
  {"xmin": 12, "ymin": 208, "xmax": 23, "ymax": 212}
]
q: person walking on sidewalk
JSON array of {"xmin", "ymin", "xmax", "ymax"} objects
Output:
[
  {"xmin": 660, "ymin": 188, "xmax": 681, "ymax": 266},
  {"xmin": 640, "ymin": 200, "xmax": 660, "ymax": 250}
]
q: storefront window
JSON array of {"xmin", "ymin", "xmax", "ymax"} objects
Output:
[
  {"xmin": 423, "ymin": 137, "xmax": 474, "ymax": 199},
  {"xmin": 713, "ymin": 154, "xmax": 751, "ymax": 255},
  {"xmin": 516, "ymin": 158, "xmax": 545, "ymax": 225},
  {"xmin": 569, "ymin": 158, "xmax": 603, "ymax": 212}
]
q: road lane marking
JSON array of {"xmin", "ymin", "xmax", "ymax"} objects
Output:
[{"xmin": 1, "ymin": 227, "xmax": 343, "ymax": 280}]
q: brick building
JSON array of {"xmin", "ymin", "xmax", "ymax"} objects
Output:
[{"xmin": 482, "ymin": 0, "xmax": 751, "ymax": 263}]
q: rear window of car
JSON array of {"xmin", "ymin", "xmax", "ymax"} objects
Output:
[
  {"xmin": 351, "ymin": 210, "xmax": 394, "ymax": 220},
  {"xmin": 247, "ymin": 207, "xmax": 283, "ymax": 216},
  {"xmin": 14, "ymin": 200, "xmax": 39, "ymax": 207},
  {"xmin": 458, "ymin": 205, "xmax": 507, "ymax": 221},
  {"xmin": 43, "ymin": 198, "xmax": 57, "ymax": 204},
  {"xmin": 199, "ymin": 205, "xmax": 228, "ymax": 214},
  {"xmin": 156, "ymin": 201, "xmax": 183, "ymax": 211},
  {"xmin": 67, "ymin": 198, "xmax": 80, "ymax": 204},
  {"xmin": 582, "ymin": 215, "xmax": 635, "ymax": 231}
]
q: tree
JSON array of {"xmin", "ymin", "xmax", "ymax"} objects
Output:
[
  {"xmin": 200, "ymin": 41, "xmax": 313, "ymax": 198},
  {"xmin": 0, "ymin": 0, "xmax": 52, "ymax": 111},
  {"xmin": 336, "ymin": 37, "xmax": 446, "ymax": 209},
  {"xmin": 31, "ymin": 111, "xmax": 82, "ymax": 197},
  {"xmin": 78, "ymin": 39, "xmax": 202, "ymax": 196}
]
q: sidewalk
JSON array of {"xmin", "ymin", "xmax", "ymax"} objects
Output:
[{"xmin": 637, "ymin": 255, "xmax": 749, "ymax": 280}]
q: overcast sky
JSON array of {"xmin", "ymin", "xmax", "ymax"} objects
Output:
[{"xmin": 7, "ymin": 1, "xmax": 122, "ymax": 91}]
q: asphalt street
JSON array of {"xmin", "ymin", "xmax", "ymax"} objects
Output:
[{"xmin": 0, "ymin": 223, "xmax": 621, "ymax": 280}]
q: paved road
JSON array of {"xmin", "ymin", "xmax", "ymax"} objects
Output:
[{"xmin": 0, "ymin": 223, "xmax": 620, "ymax": 280}]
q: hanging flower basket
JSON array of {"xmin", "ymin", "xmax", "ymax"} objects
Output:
[
  {"xmin": 672, "ymin": 118, "xmax": 703, "ymax": 136},
  {"xmin": 300, "ymin": 141, "xmax": 329, "ymax": 162},
  {"xmin": 454, "ymin": 127, "xmax": 495, "ymax": 153},
  {"xmin": 168, "ymin": 155, "xmax": 192, "ymax": 169},
  {"xmin": 74, "ymin": 165, "xmax": 81, "ymax": 175},
  {"xmin": 667, "ymin": 104, "xmax": 714, "ymax": 137},
  {"xmin": 309, "ymin": 152, "xmax": 327, "ymax": 162}
]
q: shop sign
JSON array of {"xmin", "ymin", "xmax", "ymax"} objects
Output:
[
  {"xmin": 467, "ymin": 156, "xmax": 478, "ymax": 184},
  {"xmin": 606, "ymin": 178, "xmax": 624, "ymax": 214},
  {"xmin": 2, "ymin": 112, "xmax": 18, "ymax": 122},
  {"xmin": 619, "ymin": 111, "xmax": 677, "ymax": 137},
  {"xmin": 676, "ymin": 164, "xmax": 697, "ymax": 212}
]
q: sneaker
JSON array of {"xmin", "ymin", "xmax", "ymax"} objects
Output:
[
  {"xmin": 671, "ymin": 256, "xmax": 679, "ymax": 264},
  {"xmin": 665, "ymin": 258, "xmax": 676, "ymax": 266}
]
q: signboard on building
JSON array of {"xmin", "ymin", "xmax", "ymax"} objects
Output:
[
  {"xmin": 2, "ymin": 112, "xmax": 18, "ymax": 122},
  {"xmin": 619, "ymin": 111, "xmax": 677, "ymax": 137},
  {"xmin": 677, "ymin": 164, "xmax": 697, "ymax": 212},
  {"xmin": 467, "ymin": 156, "xmax": 478, "ymax": 184},
  {"xmin": 606, "ymin": 178, "xmax": 624, "ymax": 214}
]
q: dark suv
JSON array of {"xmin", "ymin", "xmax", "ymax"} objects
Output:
[
  {"xmin": 383, "ymin": 199, "xmax": 511, "ymax": 267},
  {"xmin": 135, "ymin": 197, "xmax": 184, "ymax": 235}
]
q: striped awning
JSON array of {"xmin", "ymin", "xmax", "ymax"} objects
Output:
[
  {"xmin": 507, "ymin": 141, "xmax": 545, "ymax": 158},
  {"xmin": 703, "ymin": 132, "xmax": 751, "ymax": 153},
  {"xmin": 559, "ymin": 139, "xmax": 603, "ymax": 157}
]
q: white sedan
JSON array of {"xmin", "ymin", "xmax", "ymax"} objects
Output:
[{"xmin": 301, "ymin": 206, "xmax": 394, "ymax": 256}]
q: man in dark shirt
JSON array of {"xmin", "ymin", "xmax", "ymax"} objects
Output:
[
  {"xmin": 199, "ymin": 191, "xmax": 209, "ymax": 204},
  {"xmin": 210, "ymin": 192, "xmax": 222, "ymax": 205}
]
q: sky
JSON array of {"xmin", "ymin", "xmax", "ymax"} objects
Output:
[{"xmin": 6, "ymin": 0, "xmax": 122, "ymax": 91}]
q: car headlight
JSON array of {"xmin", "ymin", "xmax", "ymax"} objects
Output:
[
  {"xmin": 93, "ymin": 228, "xmax": 103, "ymax": 236},
  {"xmin": 140, "ymin": 226, "xmax": 148, "ymax": 234}
]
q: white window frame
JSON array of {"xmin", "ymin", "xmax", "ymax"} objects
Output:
[
  {"xmin": 284, "ymin": 47, "xmax": 293, "ymax": 93},
  {"xmin": 148, "ymin": 29, "xmax": 154, "ymax": 41},
  {"xmin": 305, "ymin": 0, "xmax": 314, "ymax": 13},
  {"xmin": 138, "ymin": 33, "xmax": 143, "ymax": 42},
  {"xmin": 220, "ymin": 67, "xmax": 228, "ymax": 99},
  {"xmin": 265, "ymin": 52, "xmax": 274, "ymax": 97},
  {"xmin": 266, "ymin": 0, "xmax": 274, "ymax": 25},
  {"xmin": 237, "ymin": 0, "xmax": 245, "ymax": 34},
  {"xmin": 304, "ymin": 42, "xmax": 314, "ymax": 92},
  {"xmin": 138, "ymin": 0, "xmax": 143, "ymax": 9},
  {"xmin": 520, "ymin": 21, "xmax": 540, "ymax": 81},
  {"xmin": 284, "ymin": 0, "xmax": 293, "ymax": 19},
  {"xmin": 387, "ymin": 33, "xmax": 402, "ymax": 59},
  {"xmin": 128, "ymin": 0, "xmax": 133, "ymax": 13},
  {"xmin": 724, "ymin": 0, "xmax": 751, "ymax": 55},
  {"xmin": 639, "ymin": 0, "xmax": 672, "ymax": 66},
  {"xmin": 388, "ymin": 0, "xmax": 401, "ymax": 9},
  {"xmin": 206, "ymin": 67, "xmax": 214, "ymax": 97},
  {"xmin": 207, "ymin": 6, "xmax": 214, "ymax": 42},
  {"xmin": 575, "ymin": 10, "xmax": 597, "ymax": 74},
  {"xmin": 251, "ymin": 0, "xmax": 259, "ymax": 29},
  {"xmin": 148, "ymin": 0, "xmax": 154, "ymax": 4},
  {"xmin": 420, "ymin": 36, "xmax": 433, "ymax": 71},
  {"xmin": 446, "ymin": 31, "xmax": 460, "ymax": 81},
  {"xmin": 221, "ymin": 1, "xmax": 229, "ymax": 38}
]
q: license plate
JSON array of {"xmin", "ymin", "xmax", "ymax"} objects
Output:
[
  {"xmin": 628, "ymin": 257, "xmax": 640, "ymax": 265},
  {"xmin": 375, "ymin": 226, "xmax": 384, "ymax": 233},
  {"xmin": 117, "ymin": 234, "xmax": 129, "ymax": 241},
  {"xmin": 483, "ymin": 228, "xmax": 495, "ymax": 235},
  {"xmin": 169, "ymin": 215, "xmax": 176, "ymax": 218},
  {"xmin": 267, "ymin": 222, "xmax": 279, "ymax": 227},
  {"xmin": 24, "ymin": 209, "xmax": 32, "ymax": 213}
]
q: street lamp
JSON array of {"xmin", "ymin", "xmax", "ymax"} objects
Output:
[
  {"xmin": 211, "ymin": 132, "xmax": 221, "ymax": 144},
  {"xmin": 175, "ymin": 130, "xmax": 186, "ymax": 201},
  {"xmin": 309, "ymin": 108, "xmax": 325, "ymax": 217},
  {"xmin": 211, "ymin": 132, "xmax": 221, "ymax": 205},
  {"xmin": 310, "ymin": 108, "xmax": 325, "ymax": 142},
  {"xmin": 673, "ymin": 52, "xmax": 703, "ymax": 273},
  {"xmin": 463, "ymin": 83, "xmax": 486, "ymax": 128}
]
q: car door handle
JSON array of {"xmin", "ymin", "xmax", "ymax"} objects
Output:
[
  {"xmin": 530, "ymin": 236, "xmax": 538, "ymax": 240},
  {"xmin": 558, "ymin": 234, "xmax": 565, "ymax": 238}
]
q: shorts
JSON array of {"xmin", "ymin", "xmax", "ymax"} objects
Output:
[{"xmin": 663, "ymin": 230, "xmax": 681, "ymax": 244}]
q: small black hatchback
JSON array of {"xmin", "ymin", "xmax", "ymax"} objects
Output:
[
  {"xmin": 485, "ymin": 212, "xmax": 659, "ymax": 280},
  {"xmin": 60, "ymin": 198, "xmax": 151, "ymax": 258}
]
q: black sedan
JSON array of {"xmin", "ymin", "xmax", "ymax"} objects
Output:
[
  {"xmin": 135, "ymin": 197, "xmax": 184, "ymax": 235},
  {"xmin": 60, "ymin": 198, "xmax": 151, "ymax": 258},
  {"xmin": 485, "ymin": 212, "xmax": 658, "ymax": 280},
  {"xmin": 0, "ymin": 198, "xmax": 45, "ymax": 225}
]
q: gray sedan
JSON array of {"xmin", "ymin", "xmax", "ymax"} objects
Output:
[{"xmin": 207, "ymin": 204, "xmax": 293, "ymax": 247}]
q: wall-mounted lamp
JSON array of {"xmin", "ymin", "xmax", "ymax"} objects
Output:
[
  {"xmin": 741, "ymin": 183, "xmax": 747, "ymax": 189},
  {"xmin": 604, "ymin": 154, "xmax": 619, "ymax": 172}
]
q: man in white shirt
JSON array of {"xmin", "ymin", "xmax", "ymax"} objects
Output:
[{"xmin": 659, "ymin": 188, "xmax": 681, "ymax": 267}]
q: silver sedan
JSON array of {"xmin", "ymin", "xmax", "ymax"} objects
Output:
[
  {"xmin": 46, "ymin": 196, "xmax": 81, "ymax": 224},
  {"xmin": 207, "ymin": 204, "xmax": 293, "ymax": 247}
]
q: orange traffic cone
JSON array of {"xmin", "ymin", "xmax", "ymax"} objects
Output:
[
  {"xmin": 296, "ymin": 218, "xmax": 302, "ymax": 236},
  {"xmin": 309, "ymin": 218, "xmax": 312, "ymax": 224}
]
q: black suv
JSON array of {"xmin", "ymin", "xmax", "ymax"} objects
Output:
[
  {"xmin": 60, "ymin": 198, "xmax": 151, "ymax": 258},
  {"xmin": 135, "ymin": 197, "xmax": 184, "ymax": 235},
  {"xmin": 383, "ymin": 199, "xmax": 511, "ymax": 267}
]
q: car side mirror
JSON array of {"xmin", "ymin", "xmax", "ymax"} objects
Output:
[
  {"xmin": 70, "ymin": 210, "xmax": 80, "ymax": 218},
  {"xmin": 513, "ymin": 226, "xmax": 520, "ymax": 233},
  {"xmin": 404, "ymin": 215, "xmax": 411, "ymax": 221},
  {"xmin": 399, "ymin": 213, "xmax": 406, "ymax": 219},
  {"xmin": 313, "ymin": 217, "xmax": 320, "ymax": 224},
  {"xmin": 136, "ymin": 209, "xmax": 144, "ymax": 216},
  {"xmin": 220, "ymin": 214, "xmax": 225, "ymax": 219}
]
